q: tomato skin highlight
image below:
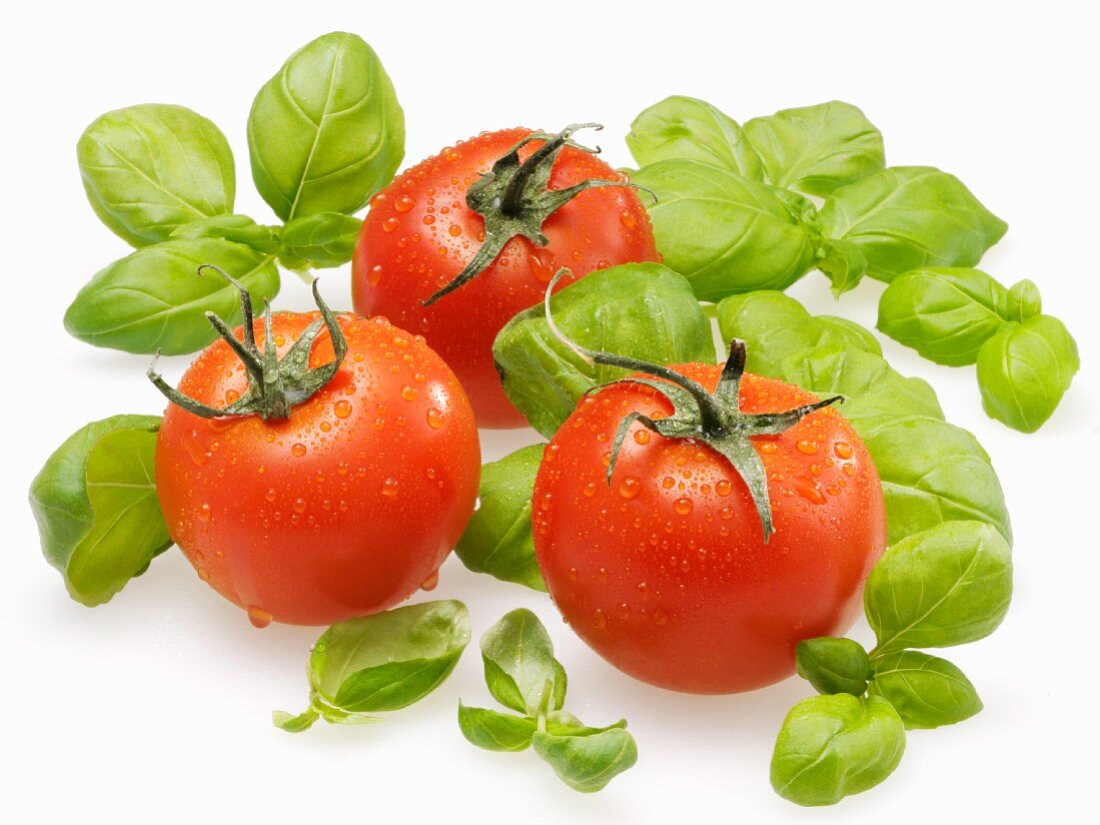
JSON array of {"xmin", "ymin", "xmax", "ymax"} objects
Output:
[
  {"xmin": 155, "ymin": 312, "xmax": 480, "ymax": 626},
  {"xmin": 351, "ymin": 128, "xmax": 659, "ymax": 428},
  {"xmin": 532, "ymin": 365, "xmax": 886, "ymax": 694}
]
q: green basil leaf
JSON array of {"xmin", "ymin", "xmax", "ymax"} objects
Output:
[
  {"xmin": 29, "ymin": 416, "xmax": 171, "ymax": 606},
  {"xmin": 817, "ymin": 238, "xmax": 869, "ymax": 295},
  {"xmin": 279, "ymin": 212, "xmax": 363, "ymax": 269},
  {"xmin": 743, "ymin": 101, "xmax": 885, "ymax": 196},
  {"xmin": 532, "ymin": 726, "xmax": 638, "ymax": 793},
  {"xmin": 814, "ymin": 315, "xmax": 882, "ymax": 357},
  {"xmin": 272, "ymin": 709, "xmax": 320, "ymax": 733},
  {"xmin": 248, "ymin": 32, "xmax": 404, "ymax": 221},
  {"xmin": 493, "ymin": 263, "xmax": 716, "ymax": 437},
  {"xmin": 868, "ymin": 650, "xmax": 982, "ymax": 730},
  {"xmin": 457, "ymin": 704, "xmax": 537, "ymax": 752},
  {"xmin": 455, "ymin": 445, "xmax": 546, "ymax": 590},
  {"xmin": 481, "ymin": 608, "xmax": 566, "ymax": 716},
  {"xmin": 77, "ymin": 103, "xmax": 235, "ymax": 247},
  {"xmin": 877, "ymin": 267, "xmax": 1012, "ymax": 365},
  {"xmin": 976, "ymin": 315, "xmax": 1080, "ymax": 433},
  {"xmin": 796, "ymin": 638, "xmax": 872, "ymax": 697},
  {"xmin": 820, "ymin": 166, "xmax": 1007, "ymax": 282},
  {"xmin": 626, "ymin": 95, "xmax": 762, "ymax": 179},
  {"xmin": 866, "ymin": 521, "xmax": 1012, "ymax": 655},
  {"xmin": 631, "ymin": 160, "xmax": 819, "ymax": 300},
  {"xmin": 169, "ymin": 214, "xmax": 281, "ymax": 254},
  {"xmin": 771, "ymin": 694, "xmax": 905, "ymax": 806},
  {"xmin": 64, "ymin": 239, "xmax": 280, "ymax": 355},
  {"xmin": 1006, "ymin": 278, "xmax": 1042, "ymax": 322}
]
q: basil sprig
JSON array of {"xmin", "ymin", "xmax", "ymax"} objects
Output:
[{"xmin": 458, "ymin": 609, "xmax": 638, "ymax": 792}]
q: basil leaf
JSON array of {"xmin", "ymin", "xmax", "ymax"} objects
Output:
[
  {"xmin": 626, "ymin": 95, "xmax": 762, "ymax": 179},
  {"xmin": 866, "ymin": 521, "xmax": 1012, "ymax": 655},
  {"xmin": 481, "ymin": 608, "xmax": 567, "ymax": 716},
  {"xmin": 817, "ymin": 238, "xmax": 868, "ymax": 296},
  {"xmin": 493, "ymin": 263, "xmax": 716, "ymax": 437},
  {"xmin": 976, "ymin": 315, "xmax": 1080, "ymax": 433},
  {"xmin": 64, "ymin": 239, "xmax": 280, "ymax": 355},
  {"xmin": 743, "ymin": 101, "xmax": 885, "ymax": 196},
  {"xmin": 272, "ymin": 709, "xmax": 320, "ymax": 733},
  {"xmin": 821, "ymin": 166, "xmax": 1007, "ymax": 282},
  {"xmin": 455, "ymin": 445, "xmax": 546, "ymax": 591},
  {"xmin": 631, "ymin": 160, "xmax": 820, "ymax": 300},
  {"xmin": 457, "ymin": 705, "xmax": 536, "ymax": 752},
  {"xmin": 814, "ymin": 315, "xmax": 882, "ymax": 357},
  {"xmin": 796, "ymin": 638, "xmax": 872, "ymax": 697},
  {"xmin": 532, "ymin": 726, "xmax": 638, "ymax": 793},
  {"xmin": 29, "ymin": 416, "xmax": 171, "ymax": 606},
  {"xmin": 170, "ymin": 214, "xmax": 280, "ymax": 254},
  {"xmin": 77, "ymin": 103, "xmax": 234, "ymax": 247},
  {"xmin": 1006, "ymin": 278, "xmax": 1042, "ymax": 322},
  {"xmin": 868, "ymin": 650, "xmax": 982, "ymax": 730},
  {"xmin": 771, "ymin": 694, "xmax": 905, "ymax": 806},
  {"xmin": 279, "ymin": 212, "xmax": 362, "ymax": 269},
  {"xmin": 248, "ymin": 32, "xmax": 404, "ymax": 221}
]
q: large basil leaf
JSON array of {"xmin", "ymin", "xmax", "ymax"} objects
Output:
[
  {"xmin": 480, "ymin": 609, "xmax": 566, "ymax": 717},
  {"xmin": 743, "ymin": 101, "xmax": 885, "ymax": 196},
  {"xmin": 493, "ymin": 263, "xmax": 716, "ymax": 437},
  {"xmin": 457, "ymin": 705, "xmax": 537, "ymax": 752},
  {"xmin": 976, "ymin": 315, "xmax": 1080, "ymax": 433},
  {"xmin": 248, "ymin": 32, "xmax": 404, "ymax": 221},
  {"xmin": 532, "ymin": 726, "xmax": 638, "ymax": 793},
  {"xmin": 631, "ymin": 160, "xmax": 820, "ymax": 300},
  {"xmin": 820, "ymin": 166, "xmax": 1007, "ymax": 283},
  {"xmin": 279, "ymin": 212, "xmax": 362, "ymax": 269},
  {"xmin": 865, "ymin": 521, "xmax": 1012, "ymax": 655},
  {"xmin": 796, "ymin": 638, "xmax": 872, "ymax": 697},
  {"xmin": 29, "ymin": 416, "xmax": 171, "ymax": 606},
  {"xmin": 869, "ymin": 650, "xmax": 982, "ymax": 730},
  {"xmin": 455, "ymin": 445, "xmax": 545, "ymax": 591},
  {"xmin": 64, "ymin": 239, "xmax": 280, "ymax": 355},
  {"xmin": 771, "ymin": 694, "xmax": 906, "ymax": 806},
  {"xmin": 77, "ymin": 103, "xmax": 235, "ymax": 247}
]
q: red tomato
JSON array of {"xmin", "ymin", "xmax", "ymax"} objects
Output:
[
  {"xmin": 532, "ymin": 365, "xmax": 886, "ymax": 694},
  {"xmin": 351, "ymin": 128, "xmax": 659, "ymax": 428},
  {"xmin": 155, "ymin": 311, "xmax": 480, "ymax": 627}
]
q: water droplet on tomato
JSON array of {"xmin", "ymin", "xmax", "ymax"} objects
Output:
[
  {"xmin": 367, "ymin": 264, "xmax": 384, "ymax": 285},
  {"xmin": 293, "ymin": 498, "xmax": 307, "ymax": 515},
  {"xmin": 618, "ymin": 476, "xmax": 641, "ymax": 499},
  {"xmin": 426, "ymin": 408, "xmax": 445, "ymax": 429},
  {"xmin": 291, "ymin": 443, "xmax": 307, "ymax": 457},
  {"xmin": 597, "ymin": 567, "xmax": 609, "ymax": 582},
  {"xmin": 382, "ymin": 478, "xmax": 399, "ymax": 497},
  {"xmin": 333, "ymin": 399, "xmax": 353, "ymax": 419},
  {"xmin": 383, "ymin": 217, "xmax": 399, "ymax": 232},
  {"xmin": 224, "ymin": 388, "xmax": 240, "ymax": 404},
  {"xmin": 633, "ymin": 429, "xmax": 651, "ymax": 445},
  {"xmin": 592, "ymin": 609, "xmax": 607, "ymax": 630},
  {"xmin": 401, "ymin": 385, "xmax": 417, "ymax": 401},
  {"xmin": 662, "ymin": 476, "xmax": 675, "ymax": 489},
  {"xmin": 834, "ymin": 441, "xmax": 853, "ymax": 459},
  {"xmin": 198, "ymin": 503, "xmax": 212, "ymax": 522},
  {"xmin": 617, "ymin": 603, "xmax": 631, "ymax": 620},
  {"xmin": 247, "ymin": 607, "xmax": 273, "ymax": 629},
  {"xmin": 394, "ymin": 195, "xmax": 415, "ymax": 213},
  {"xmin": 582, "ymin": 481, "xmax": 598, "ymax": 498},
  {"xmin": 653, "ymin": 607, "xmax": 669, "ymax": 626},
  {"xmin": 794, "ymin": 477, "xmax": 827, "ymax": 505},
  {"xmin": 759, "ymin": 441, "xmax": 778, "ymax": 454},
  {"xmin": 810, "ymin": 463, "xmax": 821, "ymax": 476},
  {"xmin": 420, "ymin": 570, "xmax": 440, "ymax": 591},
  {"xmin": 843, "ymin": 463, "xmax": 855, "ymax": 476},
  {"xmin": 619, "ymin": 210, "xmax": 637, "ymax": 229},
  {"xmin": 674, "ymin": 497, "xmax": 694, "ymax": 516},
  {"xmin": 796, "ymin": 440, "xmax": 819, "ymax": 455},
  {"xmin": 265, "ymin": 488, "xmax": 276, "ymax": 503}
]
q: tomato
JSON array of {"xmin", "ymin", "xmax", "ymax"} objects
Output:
[
  {"xmin": 154, "ymin": 301, "xmax": 480, "ymax": 627},
  {"xmin": 351, "ymin": 127, "xmax": 659, "ymax": 428},
  {"xmin": 532, "ymin": 363, "xmax": 886, "ymax": 694}
]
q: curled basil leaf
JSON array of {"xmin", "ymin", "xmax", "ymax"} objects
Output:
[
  {"xmin": 869, "ymin": 650, "xmax": 982, "ymax": 730},
  {"xmin": 248, "ymin": 32, "xmax": 404, "ymax": 221},
  {"xmin": 457, "ymin": 705, "xmax": 537, "ymax": 752},
  {"xmin": 455, "ymin": 445, "xmax": 545, "ymax": 591},
  {"xmin": 275, "ymin": 600, "xmax": 470, "ymax": 732},
  {"xmin": 631, "ymin": 160, "xmax": 820, "ymax": 300},
  {"xmin": 493, "ymin": 263, "xmax": 716, "ymax": 437},
  {"xmin": 796, "ymin": 638, "xmax": 872, "ymax": 697},
  {"xmin": 170, "ymin": 214, "xmax": 280, "ymax": 254},
  {"xmin": 866, "ymin": 521, "xmax": 1012, "ymax": 655},
  {"xmin": 481, "ymin": 608, "xmax": 567, "ymax": 716},
  {"xmin": 532, "ymin": 725, "xmax": 638, "ymax": 793},
  {"xmin": 1006, "ymin": 278, "xmax": 1042, "ymax": 321},
  {"xmin": 821, "ymin": 166, "xmax": 1007, "ymax": 283},
  {"xmin": 817, "ymin": 237, "xmax": 868, "ymax": 296},
  {"xmin": 78, "ymin": 103, "xmax": 235, "ymax": 247},
  {"xmin": 29, "ymin": 415, "xmax": 171, "ymax": 606},
  {"xmin": 279, "ymin": 212, "xmax": 362, "ymax": 269},
  {"xmin": 64, "ymin": 239, "xmax": 280, "ymax": 355},
  {"xmin": 976, "ymin": 315, "xmax": 1080, "ymax": 433},
  {"xmin": 771, "ymin": 694, "xmax": 905, "ymax": 806}
]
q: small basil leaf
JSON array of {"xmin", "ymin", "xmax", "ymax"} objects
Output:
[
  {"xmin": 626, "ymin": 95, "xmax": 762, "ymax": 179},
  {"xmin": 64, "ymin": 239, "xmax": 280, "ymax": 355},
  {"xmin": 170, "ymin": 215, "xmax": 281, "ymax": 254},
  {"xmin": 814, "ymin": 315, "xmax": 882, "ymax": 357},
  {"xmin": 272, "ymin": 709, "xmax": 319, "ymax": 733},
  {"xmin": 544, "ymin": 718, "xmax": 628, "ymax": 737},
  {"xmin": 481, "ymin": 609, "xmax": 567, "ymax": 716},
  {"xmin": 631, "ymin": 160, "xmax": 820, "ymax": 300},
  {"xmin": 817, "ymin": 238, "xmax": 868, "ymax": 295},
  {"xmin": 869, "ymin": 650, "xmax": 982, "ymax": 730},
  {"xmin": 532, "ymin": 726, "xmax": 638, "ymax": 793},
  {"xmin": 744, "ymin": 101, "xmax": 885, "ymax": 196},
  {"xmin": 821, "ymin": 166, "xmax": 1007, "ymax": 282},
  {"xmin": 493, "ymin": 263, "xmax": 715, "ymax": 437},
  {"xmin": 796, "ymin": 638, "xmax": 872, "ymax": 697},
  {"xmin": 866, "ymin": 521, "xmax": 1012, "ymax": 655},
  {"xmin": 771, "ymin": 694, "xmax": 905, "ymax": 806},
  {"xmin": 457, "ymin": 705, "xmax": 536, "ymax": 752},
  {"xmin": 248, "ymin": 32, "xmax": 404, "ymax": 221},
  {"xmin": 78, "ymin": 103, "xmax": 235, "ymax": 247},
  {"xmin": 976, "ymin": 315, "xmax": 1080, "ymax": 433},
  {"xmin": 279, "ymin": 212, "xmax": 363, "ymax": 269},
  {"xmin": 1006, "ymin": 279, "xmax": 1042, "ymax": 321},
  {"xmin": 455, "ymin": 445, "xmax": 546, "ymax": 590}
]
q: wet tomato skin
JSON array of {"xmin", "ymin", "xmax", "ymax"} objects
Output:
[
  {"xmin": 352, "ymin": 128, "xmax": 659, "ymax": 428},
  {"xmin": 532, "ymin": 365, "xmax": 886, "ymax": 694},
  {"xmin": 155, "ymin": 312, "xmax": 480, "ymax": 626}
]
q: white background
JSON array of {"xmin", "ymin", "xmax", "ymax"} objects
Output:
[{"xmin": 2, "ymin": 1, "xmax": 1097, "ymax": 822}]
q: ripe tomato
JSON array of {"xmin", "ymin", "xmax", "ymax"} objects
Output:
[
  {"xmin": 532, "ymin": 364, "xmax": 886, "ymax": 694},
  {"xmin": 351, "ymin": 127, "xmax": 659, "ymax": 428},
  {"xmin": 154, "ymin": 304, "xmax": 480, "ymax": 627}
]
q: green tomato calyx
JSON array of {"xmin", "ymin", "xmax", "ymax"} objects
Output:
[{"xmin": 147, "ymin": 265, "xmax": 347, "ymax": 421}]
